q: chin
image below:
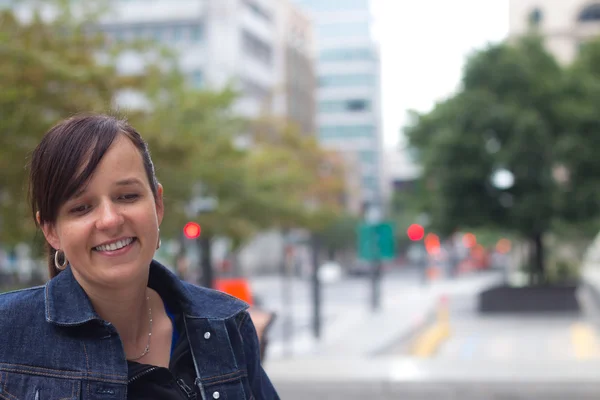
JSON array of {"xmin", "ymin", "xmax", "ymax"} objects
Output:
[{"xmin": 97, "ymin": 261, "xmax": 149, "ymax": 288}]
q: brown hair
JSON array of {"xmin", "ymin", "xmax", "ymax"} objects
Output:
[{"xmin": 28, "ymin": 114, "xmax": 159, "ymax": 279}]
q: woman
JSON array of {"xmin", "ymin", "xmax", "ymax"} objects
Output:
[{"xmin": 0, "ymin": 114, "xmax": 280, "ymax": 399}]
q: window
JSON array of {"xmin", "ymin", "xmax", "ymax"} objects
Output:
[
  {"xmin": 347, "ymin": 99, "xmax": 368, "ymax": 111},
  {"xmin": 173, "ymin": 26, "xmax": 184, "ymax": 42},
  {"xmin": 242, "ymin": 29, "xmax": 273, "ymax": 65},
  {"xmin": 362, "ymin": 177, "xmax": 379, "ymax": 191},
  {"xmin": 578, "ymin": 3, "xmax": 600, "ymax": 22},
  {"xmin": 240, "ymin": 78, "xmax": 270, "ymax": 101},
  {"xmin": 359, "ymin": 151, "xmax": 377, "ymax": 163},
  {"xmin": 243, "ymin": 0, "xmax": 272, "ymax": 23},
  {"xmin": 113, "ymin": 30, "xmax": 126, "ymax": 41},
  {"xmin": 98, "ymin": 23, "xmax": 203, "ymax": 45},
  {"xmin": 152, "ymin": 28, "xmax": 163, "ymax": 42},
  {"xmin": 190, "ymin": 70, "xmax": 203, "ymax": 88},
  {"xmin": 295, "ymin": 0, "xmax": 369, "ymax": 12},
  {"xmin": 320, "ymin": 125, "xmax": 374, "ymax": 139},
  {"xmin": 319, "ymin": 99, "xmax": 371, "ymax": 113},
  {"xmin": 319, "ymin": 74, "xmax": 375, "ymax": 87},
  {"xmin": 319, "ymin": 48, "xmax": 375, "ymax": 62},
  {"xmin": 190, "ymin": 25, "xmax": 202, "ymax": 42},
  {"xmin": 318, "ymin": 22, "xmax": 370, "ymax": 38},
  {"xmin": 528, "ymin": 7, "xmax": 543, "ymax": 26}
]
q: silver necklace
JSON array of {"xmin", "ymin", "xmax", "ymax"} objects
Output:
[{"xmin": 127, "ymin": 294, "xmax": 152, "ymax": 361}]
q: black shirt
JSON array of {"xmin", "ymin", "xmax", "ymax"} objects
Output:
[{"xmin": 127, "ymin": 305, "xmax": 199, "ymax": 399}]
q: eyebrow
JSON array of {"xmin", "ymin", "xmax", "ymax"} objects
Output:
[
  {"xmin": 115, "ymin": 178, "xmax": 144, "ymax": 187},
  {"xmin": 71, "ymin": 178, "xmax": 143, "ymax": 200}
]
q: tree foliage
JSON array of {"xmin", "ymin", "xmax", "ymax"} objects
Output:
[
  {"xmin": 404, "ymin": 34, "xmax": 600, "ymax": 279},
  {"xmin": 0, "ymin": 2, "xmax": 347, "ymax": 256},
  {"xmin": 0, "ymin": 5, "xmax": 149, "ymax": 245}
]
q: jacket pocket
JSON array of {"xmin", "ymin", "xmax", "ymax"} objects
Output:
[
  {"xmin": 202, "ymin": 374, "xmax": 253, "ymax": 400},
  {"xmin": 0, "ymin": 370, "xmax": 80, "ymax": 400}
]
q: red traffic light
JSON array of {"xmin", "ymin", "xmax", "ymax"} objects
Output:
[
  {"xmin": 407, "ymin": 224, "xmax": 425, "ymax": 241},
  {"xmin": 183, "ymin": 222, "xmax": 201, "ymax": 239}
]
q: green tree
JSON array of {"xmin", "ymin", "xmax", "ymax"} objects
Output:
[
  {"xmin": 0, "ymin": 5, "xmax": 150, "ymax": 245},
  {"xmin": 0, "ymin": 0, "xmax": 348, "ymax": 271},
  {"xmin": 133, "ymin": 85, "xmax": 347, "ymax": 262},
  {"xmin": 403, "ymin": 34, "xmax": 581, "ymax": 282},
  {"xmin": 553, "ymin": 38, "xmax": 600, "ymax": 237}
]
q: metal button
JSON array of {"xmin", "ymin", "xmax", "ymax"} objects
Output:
[
  {"xmin": 204, "ymin": 332, "xmax": 211, "ymax": 340},
  {"xmin": 212, "ymin": 391, "xmax": 220, "ymax": 399}
]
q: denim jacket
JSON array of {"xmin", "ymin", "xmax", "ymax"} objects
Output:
[{"xmin": 0, "ymin": 260, "xmax": 279, "ymax": 400}]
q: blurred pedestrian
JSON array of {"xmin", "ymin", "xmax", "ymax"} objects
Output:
[{"xmin": 0, "ymin": 114, "xmax": 279, "ymax": 399}]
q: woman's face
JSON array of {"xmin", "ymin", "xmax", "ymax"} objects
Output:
[{"xmin": 42, "ymin": 134, "xmax": 164, "ymax": 289}]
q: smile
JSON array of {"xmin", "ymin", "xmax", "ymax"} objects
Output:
[{"xmin": 94, "ymin": 237, "xmax": 136, "ymax": 252}]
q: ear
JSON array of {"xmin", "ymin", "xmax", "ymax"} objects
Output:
[
  {"xmin": 38, "ymin": 213, "xmax": 61, "ymax": 251},
  {"xmin": 156, "ymin": 183, "xmax": 164, "ymax": 226}
]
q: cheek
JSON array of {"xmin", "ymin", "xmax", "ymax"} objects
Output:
[
  {"xmin": 57, "ymin": 221, "xmax": 92, "ymax": 252},
  {"xmin": 138, "ymin": 204, "xmax": 160, "ymax": 228}
]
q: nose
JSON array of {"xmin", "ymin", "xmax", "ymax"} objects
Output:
[{"xmin": 95, "ymin": 200, "xmax": 124, "ymax": 232}]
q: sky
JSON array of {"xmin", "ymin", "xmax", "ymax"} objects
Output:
[{"xmin": 371, "ymin": 0, "xmax": 510, "ymax": 150}]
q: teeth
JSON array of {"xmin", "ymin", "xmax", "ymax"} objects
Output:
[{"xmin": 95, "ymin": 237, "xmax": 133, "ymax": 252}]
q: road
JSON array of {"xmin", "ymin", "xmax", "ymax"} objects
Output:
[
  {"xmin": 437, "ymin": 293, "xmax": 589, "ymax": 362},
  {"xmin": 249, "ymin": 266, "xmax": 424, "ymax": 352},
  {"xmin": 257, "ymin": 268, "xmax": 600, "ymax": 399}
]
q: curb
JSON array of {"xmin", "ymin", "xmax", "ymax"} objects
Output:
[
  {"xmin": 410, "ymin": 320, "xmax": 451, "ymax": 357},
  {"xmin": 409, "ymin": 297, "xmax": 452, "ymax": 358},
  {"xmin": 369, "ymin": 304, "xmax": 437, "ymax": 356}
]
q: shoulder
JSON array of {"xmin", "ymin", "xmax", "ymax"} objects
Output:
[
  {"xmin": 179, "ymin": 280, "xmax": 250, "ymax": 320},
  {"xmin": 149, "ymin": 259, "xmax": 249, "ymax": 320},
  {"xmin": 0, "ymin": 285, "xmax": 46, "ymax": 328},
  {"xmin": 0, "ymin": 284, "xmax": 45, "ymax": 311}
]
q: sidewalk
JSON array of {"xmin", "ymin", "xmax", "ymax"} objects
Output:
[
  {"xmin": 266, "ymin": 357, "xmax": 600, "ymax": 400},
  {"xmin": 263, "ymin": 271, "xmax": 503, "ymax": 361},
  {"xmin": 260, "ymin": 270, "xmax": 600, "ymax": 398}
]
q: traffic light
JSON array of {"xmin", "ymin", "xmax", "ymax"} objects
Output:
[
  {"xmin": 407, "ymin": 224, "xmax": 425, "ymax": 241},
  {"xmin": 183, "ymin": 222, "xmax": 201, "ymax": 239}
]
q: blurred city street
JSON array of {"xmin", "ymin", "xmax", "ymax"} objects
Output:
[
  {"xmin": 4, "ymin": 0, "xmax": 600, "ymax": 398},
  {"xmin": 252, "ymin": 267, "xmax": 600, "ymax": 399}
]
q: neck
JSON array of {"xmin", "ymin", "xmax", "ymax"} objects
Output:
[{"xmin": 85, "ymin": 283, "xmax": 152, "ymax": 355}]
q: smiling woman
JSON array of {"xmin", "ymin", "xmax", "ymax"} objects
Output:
[
  {"xmin": 0, "ymin": 114, "xmax": 279, "ymax": 400},
  {"xmin": 31, "ymin": 123, "xmax": 162, "ymax": 288}
]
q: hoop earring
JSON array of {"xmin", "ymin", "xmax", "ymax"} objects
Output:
[
  {"xmin": 54, "ymin": 250, "xmax": 68, "ymax": 271},
  {"xmin": 156, "ymin": 229, "xmax": 161, "ymax": 250}
]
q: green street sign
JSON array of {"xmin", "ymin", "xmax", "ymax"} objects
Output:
[{"xmin": 357, "ymin": 222, "xmax": 396, "ymax": 261}]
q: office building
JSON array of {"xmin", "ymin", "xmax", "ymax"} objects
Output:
[
  {"xmin": 510, "ymin": 0, "xmax": 600, "ymax": 64},
  {"xmin": 292, "ymin": 0, "xmax": 384, "ymax": 213}
]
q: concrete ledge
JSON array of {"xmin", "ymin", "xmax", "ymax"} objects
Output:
[
  {"xmin": 265, "ymin": 357, "xmax": 600, "ymax": 383},
  {"xmin": 268, "ymin": 358, "xmax": 600, "ymax": 399},
  {"xmin": 478, "ymin": 284, "xmax": 580, "ymax": 313},
  {"xmin": 273, "ymin": 380, "xmax": 600, "ymax": 400}
]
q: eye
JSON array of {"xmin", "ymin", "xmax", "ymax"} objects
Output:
[
  {"xmin": 119, "ymin": 193, "xmax": 139, "ymax": 202},
  {"xmin": 70, "ymin": 204, "xmax": 90, "ymax": 214}
]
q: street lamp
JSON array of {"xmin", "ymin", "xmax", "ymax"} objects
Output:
[
  {"xmin": 491, "ymin": 168, "xmax": 515, "ymax": 190},
  {"xmin": 366, "ymin": 204, "xmax": 383, "ymax": 311}
]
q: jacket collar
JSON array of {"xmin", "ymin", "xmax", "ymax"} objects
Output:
[{"xmin": 45, "ymin": 260, "xmax": 247, "ymax": 326}]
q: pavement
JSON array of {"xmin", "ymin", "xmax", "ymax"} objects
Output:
[
  {"xmin": 251, "ymin": 269, "xmax": 502, "ymax": 360},
  {"xmin": 250, "ymin": 268, "xmax": 600, "ymax": 399}
]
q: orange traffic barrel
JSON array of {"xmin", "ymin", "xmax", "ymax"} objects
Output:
[{"xmin": 214, "ymin": 278, "xmax": 254, "ymax": 306}]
